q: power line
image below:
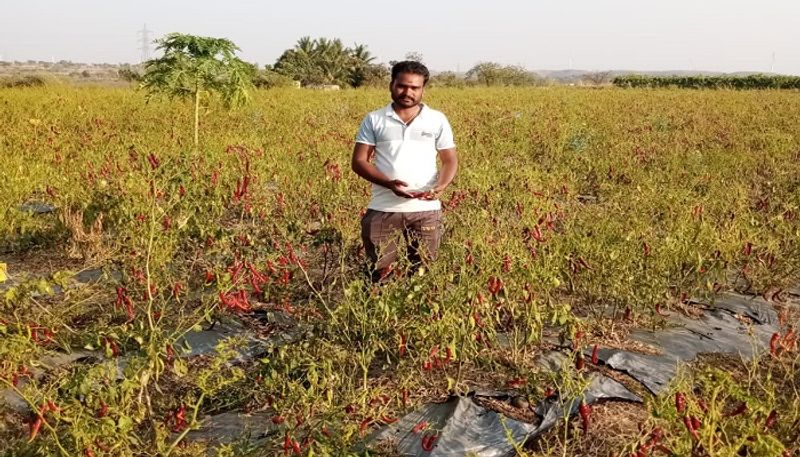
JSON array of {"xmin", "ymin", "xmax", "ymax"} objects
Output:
[{"xmin": 137, "ymin": 24, "xmax": 152, "ymax": 63}]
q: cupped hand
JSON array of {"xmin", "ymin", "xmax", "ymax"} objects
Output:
[
  {"xmin": 386, "ymin": 179, "xmax": 414, "ymax": 198},
  {"xmin": 415, "ymin": 187, "xmax": 444, "ymax": 200}
]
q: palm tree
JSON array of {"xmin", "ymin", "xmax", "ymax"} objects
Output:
[
  {"xmin": 274, "ymin": 37, "xmax": 383, "ymax": 87},
  {"xmin": 349, "ymin": 43, "xmax": 378, "ymax": 87},
  {"xmin": 351, "ymin": 44, "xmax": 375, "ymax": 65}
]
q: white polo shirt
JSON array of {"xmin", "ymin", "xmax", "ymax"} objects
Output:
[{"xmin": 355, "ymin": 103, "xmax": 456, "ymax": 212}]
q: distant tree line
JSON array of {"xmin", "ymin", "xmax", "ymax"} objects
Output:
[
  {"xmin": 258, "ymin": 36, "xmax": 387, "ymax": 88},
  {"xmin": 4, "ymin": 34, "xmax": 562, "ymax": 89},
  {"xmin": 613, "ymin": 74, "xmax": 800, "ymax": 90},
  {"xmin": 251, "ymin": 38, "xmax": 551, "ymax": 89}
]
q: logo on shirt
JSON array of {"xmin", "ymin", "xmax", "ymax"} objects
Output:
[{"xmin": 420, "ymin": 131, "xmax": 435, "ymax": 138}]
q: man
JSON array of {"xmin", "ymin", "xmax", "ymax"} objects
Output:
[{"xmin": 351, "ymin": 61, "xmax": 458, "ymax": 282}]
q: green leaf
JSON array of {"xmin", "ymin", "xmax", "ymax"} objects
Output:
[
  {"xmin": 118, "ymin": 415, "xmax": 133, "ymax": 431},
  {"xmin": 173, "ymin": 358, "xmax": 188, "ymax": 377}
]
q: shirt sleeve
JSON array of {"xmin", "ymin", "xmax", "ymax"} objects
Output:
[
  {"xmin": 436, "ymin": 114, "xmax": 456, "ymax": 150},
  {"xmin": 355, "ymin": 115, "xmax": 376, "ymax": 145}
]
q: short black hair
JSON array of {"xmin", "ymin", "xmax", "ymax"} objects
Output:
[{"xmin": 391, "ymin": 61, "xmax": 430, "ymax": 86}]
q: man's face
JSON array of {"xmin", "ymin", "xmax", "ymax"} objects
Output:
[{"xmin": 390, "ymin": 72, "xmax": 426, "ymax": 108}]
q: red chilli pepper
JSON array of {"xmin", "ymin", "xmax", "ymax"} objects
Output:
[
  {"xmin": 97, "ymin": 401, "xmax": 109, "ymax": 418},
  {"xmin": 683, "ymin": 415, "xmax": 700, "ymax": 441},
  {"xmin": 624, "ymin": 306, "xmax": 633, "ymax": 321},
  {"xmin": 172, "ymin": 404, "xmax": 187, "ymax": 432},
  {"xmin": 47, "ymin": 400, "xmax": 60, "ymax": 413},
  {"xmin": 412, "ymin": 421, "xmax": 429, "ymax": 433},
  {"xmin": 578, "ymin": 402, "xmax": 591, "ymax": 433},
  {"xmin": 764, "ymin": 410, "xmax": 777, "ymax": 430},
  {"xmin": 575, "ymin": 352, "xmax": 585, "ymax": 371},
  {"xmin": 635, "ymin": 443, "xmax": 651, "ymax": 457},
  {"xmin": 726, "ymin": 402, "xmax": 747, "ymax": 417},
  {"xmin": 591, "ymin": 344, "xmax": 599, "ymax": 365},
  {"xmin": 655, "ymin": 303, "xmax": 669, "ymax": 317},
  {"xmin": 649, "ymin": 426, "xmax": 664, "ymax": 444},
  {"xmin": 770, "ymin": 332, "xmax": 781, "ymax": 357},
  {"xmin": 147, "ymin": 153, "xmax": 159, "ymax": 170},
  {"xmin": 675, "ymin": 392, "xmax": 686, "ymax": 414},
  {"xmin": 398, "ymin": 334, "xmax": 407, "ymax": 357},
  {"xmin": 359, "ymin": 417, "xmax": 373, "ymax": 436},
  {"xmin": 421, "ymin": 433, "xmax": 438, "ymax": 451},
  {"xmin": 782, "ymin": 328, "xmax": 796, "ymax": 350},
  {"xmin": 487, "ymin": 276, "xmax": 504, "ymax": 296},
  {"xmin": 28, "ymin": 416, "xmax": 43, "ymax": 442}
]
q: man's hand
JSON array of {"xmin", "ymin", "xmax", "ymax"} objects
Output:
[
  {"xmin": 414, "ymin": 149, "xmax": 458, "ymax": 201},
  {"xmin": 385, "ymin": 179, "xmax": 414, "ymax": 198},
  {"xmin": 353, "ymin": 143, "xmax": 413, "ymax": 199},
  {"xmin": 409, "ymin": 186, "xmax": 444, "ymax": 200}
]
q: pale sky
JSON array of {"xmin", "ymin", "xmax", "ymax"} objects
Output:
[{"xmin": 2, "ymin": 0, "xmax": 798, "ymax": 74}]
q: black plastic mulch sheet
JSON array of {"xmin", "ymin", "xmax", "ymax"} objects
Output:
[
  {"xmin": 1, "ymin": 286, "xmax": 788, "ymax": 454},
  {"xmin": 183, "ymin": 411, "xmax": 275, "ymax": 446},
  {"xmin": 368, "ymin": 374, "xmax": 640, "ymax": 457},
  {"xmin": 0, "ymin": 267, "xmax": 117, "ymax": 293},
  {"xmin": 17, "ymin": 201, "xmax": 56, "ymax": 214},
  {"xmin": 705, "ymin": 292, "xmax": 779, "ymax": 325},
  {"xmin": 1, "ymin": 350, "xmax": 97, "ymax": 412},
  {"xmin": 593, "ymin": 293, "xmax": 779, "ymax": 394},
  {"xmin": 369, "ymin": 291, "xmax": 785, "ymax": 455}
]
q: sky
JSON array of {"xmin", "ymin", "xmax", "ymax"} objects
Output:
[{"xmin": 2, "ymin": 0, "xmax": 799, "ymax": 74}]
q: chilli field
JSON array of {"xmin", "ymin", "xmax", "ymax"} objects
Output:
[{"xmin": 1, "ymin": 86, "xmax": 799, "ymax": 456}]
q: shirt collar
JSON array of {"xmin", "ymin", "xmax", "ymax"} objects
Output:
[{"xmin": 385, "ymin": 102, "xmax": 426, "ymax": 118}]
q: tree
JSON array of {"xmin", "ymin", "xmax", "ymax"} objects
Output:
[
  {"xmin": 118, "ymin": 65, "xmax": 142, "ymax": 83},
  {"xmin": 584, "ymin": 71, "xmax": 612, "ymax": 86},
  {"xmin": 140, "ymin": 33, "xmax": 254, "ymax": 148},
  {"xmin": 404, "ymin": 51, "xmax": 424, "ymax": 63},
  {"xmin": 388, "ymin": 51, "xmax": 424, "ymax": 69},
  {"xmin": 273, "ymin": 37, "xmax": 386, "ymax": 88},
  {"xmin": 253, "ymin": 66, "xmax": 297, "ymax": 88},
  {"xmin": 466, "ymin": 62, "xmax": 541, "ymax": 86},
  {"xmin": 431, "ymin": 71, "xmax": 465, "ymax": 88},
  {"xmin": 349, "ymin": 43, "xmax": 374, "ymax": 87}
]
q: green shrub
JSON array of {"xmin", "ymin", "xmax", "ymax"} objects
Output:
[{"xmin": 0, "ymin": 74, "xmax": 48, "ymax": 88}]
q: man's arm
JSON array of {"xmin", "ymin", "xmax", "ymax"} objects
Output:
[
  {"xmin": 422, "ymin": 148, "xmax": 458, "ymax": 200},
  {"xmin": 351, "ymin": 142, "xmax": 413, "ymax": 198}
]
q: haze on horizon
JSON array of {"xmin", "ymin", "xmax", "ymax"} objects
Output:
[{"xmin": 2, "ymin": 0, "xmax": 798, "ymax": 75}]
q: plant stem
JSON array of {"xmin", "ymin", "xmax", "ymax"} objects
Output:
[
  {"xmin": 193, "ymin": 83, "xmax": 200, "ymax": 149},
  {"xmin": 165, "ymin": 393, "xmax": 205, "ymax": 456},
  {"xmin": 145, "ymin": 178, "xmax": 157, "ymax": 335},
  {"xmin": 0, "ymin": 380, "xmax": 70, "ymax": 456}
]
